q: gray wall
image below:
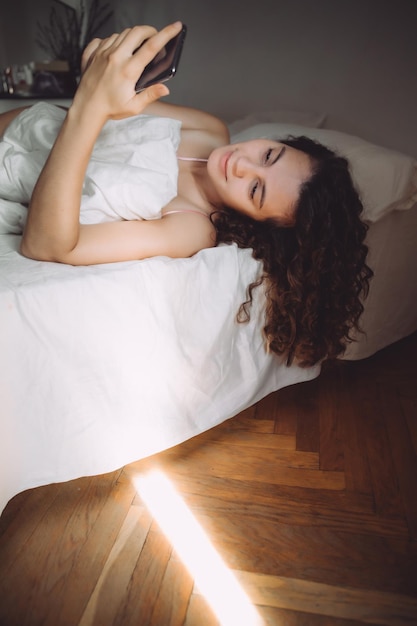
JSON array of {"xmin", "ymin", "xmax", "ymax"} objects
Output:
[{"xmin": 1, "ymin": 0, "xmax": 416, "ymax": 157}]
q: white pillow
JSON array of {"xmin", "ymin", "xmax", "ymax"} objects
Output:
[
  {"xmin": 228, "ymin": 110, "xmax": 327, "ymax": 135},
  {"xmin": 230, "ymin": 122, "xmax": 417, "ymax": 223}
]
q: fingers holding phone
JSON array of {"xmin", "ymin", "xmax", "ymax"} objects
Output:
[
  {"xmin": 81, "ymin": 26, "xmax": 156, "ymax": 76},
  {"xmin": 75, "ymin": 22, "xmax": 185, "ymax": 121},
  {"xmin": 134, "ymin": 23, "xmax": 187, "ymax": 92}
]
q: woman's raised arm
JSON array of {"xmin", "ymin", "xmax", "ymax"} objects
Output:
[
  {"xmin": 142, "ymin": 100, "xmax": 229, "ymax": 148},
  {"xmin": 20, "ymin": 23, "xmax": 184, "ymax": 263}
]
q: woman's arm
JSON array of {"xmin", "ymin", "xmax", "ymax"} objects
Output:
[
  {"xmin": 20, "ymin": 23, "xmax": 188, "ymax": 263},
  {"xmin": 143, "ymin": 100, "xmax": 229, "ymax": 144},
  {"xmin": 27, "ymin": 212, "xmax": 215, "ymax": 265}
]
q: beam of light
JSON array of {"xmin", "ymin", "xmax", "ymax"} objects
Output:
[{"xmin": 134, "ymin": 470, "xmax": 264, "ymax": 626}]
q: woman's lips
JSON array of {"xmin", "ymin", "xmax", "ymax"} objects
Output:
[{"xmin": 221, "ymin": 150, "xmax": 233, "ymax": 180}]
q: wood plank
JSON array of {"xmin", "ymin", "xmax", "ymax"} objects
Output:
[
  {"xmin": 149, "ymin": 557, "xmax": 194, "ymax": 626},
  {"xmin": 159, "ymin": 471, "xmax": 371, "ymax": 517},
  {"xmin": 160, "ymin": 418, "xmax": 295, "ymax": 451},
  {"xmin": 261, "ymin": 386, "xmax": 298, "ymax": 435},
  {"xmin": 0, "ymin": 481, "xmax": 61, "ymax": 564},
  {"xmin": 399, "ymin": 385, "xmax": 417, "ymax": 457},
  {"xmin": 165, "ymin": 476, "xmax": 408, "ymax": 539},
  {"xmin": 192, "ymin": 513, "xmax": 417, "ymax": 596},
  {"xmin": 55, "ymin": 471, "xmax": 137, "ymax": 626},
  {"xmin": 358, "ymin": 380, "xmax": 404, "ymax": 518},
  {"xmin": 78, "ymin": 504, "xmax": 152, "ymax": 626},
  {"xmin": 113, "ymin": 525, "xmax": 172, "ymax": 625},
  {"xmin": 234, "ymin": 570, "xmax": 417, "ymax": 625},
  {"xmin": 184, "ymin": 592, "xmax": 219, "ymax": 626},
  {"xmin": 339, "ymin": 368, "xmax": 373, "ymax": 495},
  {"xmin": 259, "ymin": 605, "xmax": 368, "ymax": 625},
  {"xmin": 295, "ymin": 378, "xmax": 320, "ymax": 453},
  {"xmin": 318, "ymin": 365, "xmax": 345, "ymax": 471},
  {"xmin": 0, "ymin": 475, "xmax": 100, "ymax": 626},
  {"xmin": 381, "ymin": 385, "xmax": 417, "ymax": 540},
  {"xmin": 191, "ymin": 429, "xmax": 296, "ymax": 450},
  {"xmin": 136, "ymin": 443, "xmax": 342, "ymax": 490}
]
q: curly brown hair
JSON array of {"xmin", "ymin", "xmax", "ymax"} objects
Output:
[{"xmin": 213, "ymin": 136, "xmax": 373, "ymax": 367}]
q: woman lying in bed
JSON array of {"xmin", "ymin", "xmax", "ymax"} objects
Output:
[{"xmin": 0, "ymin": 22, "xmax": 372, "ymax": 367}]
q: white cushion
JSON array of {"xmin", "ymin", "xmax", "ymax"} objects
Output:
[{"xmin": 228, "ymin": 109, "xmax": 327, "ymax": 134}]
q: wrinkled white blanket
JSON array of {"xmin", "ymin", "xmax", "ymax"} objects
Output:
[
  {"xmin": 0, "ymin": 105, "xmax": 323, "ymax": 515},
  {"xmin": 0, "ymin": 234, "xmax": 320, "ymax": 514},
  {"xmin": 0, "ymin": 102, "xmax": 181, "ymax": 230}
]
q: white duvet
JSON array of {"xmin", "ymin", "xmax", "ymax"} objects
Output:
[
  {"xmin": 0, "ymin": 102, "xmax": 181, "ymax": 228},
  {"xmin": 0, "ymin": 104, "xmax": 320, "ymax": 514},
  {"xmin": 0, "ymin": 234, "xmax": 320, "ymax": 514}
]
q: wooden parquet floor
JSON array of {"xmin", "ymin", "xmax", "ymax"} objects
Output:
[{"xmin": 0, "ymin": 333, "xmax": 416, "ymax": 626}]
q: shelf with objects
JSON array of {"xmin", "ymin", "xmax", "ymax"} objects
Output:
[
  {"xmin": 0, "ymin": 0, "xmax": 113, "ymax": 112},
  {"xmin": 0, "ymin": 60, "xmax": 75, "ymax": 112}
]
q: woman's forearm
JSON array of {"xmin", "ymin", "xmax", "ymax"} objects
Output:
[
  {"xmin": 143, "ymin": 100, "xmax": 228, "ymax": 136},
  {"xmin": 20, "ymin": 104, "xmax": 105, "ymax": 261}
]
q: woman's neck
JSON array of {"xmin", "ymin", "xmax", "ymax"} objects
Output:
[{"xmin": 177, "ymin": 154, "xmax": 221, "ymax": 213}]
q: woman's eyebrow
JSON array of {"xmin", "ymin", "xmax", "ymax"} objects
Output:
[{"xmin": 260, "ymin": 146, "xmax": 286, "ymax": 209}]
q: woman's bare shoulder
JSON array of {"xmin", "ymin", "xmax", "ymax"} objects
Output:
[{"xmin": 144, "ymin": 100, "xmax": 230, "ymax": 153}]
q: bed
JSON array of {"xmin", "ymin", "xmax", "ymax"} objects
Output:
[{"xmin": 1, "ymin": 111, "xmax": 416, "ymax": 515}]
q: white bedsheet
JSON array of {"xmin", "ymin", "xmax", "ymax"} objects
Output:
[{"xmin": 0, "ymin": 235, "xmax": 320, "ymax": 514}]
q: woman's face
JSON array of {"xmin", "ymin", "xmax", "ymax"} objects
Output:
[{"xmin": 207, "ymin": 139, "xmax": 313, "ymax": 223}]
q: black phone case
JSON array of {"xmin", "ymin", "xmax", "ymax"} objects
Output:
[{"xmin": 135, "ymin": 25, "xmax": 187, "ymax": 93}]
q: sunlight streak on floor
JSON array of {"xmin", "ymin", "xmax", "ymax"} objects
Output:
[{"xmin": 134, "ymin": 469, "xmax": 264, "ymax": 626}]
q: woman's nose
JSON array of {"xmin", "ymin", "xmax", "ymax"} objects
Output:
[{"xmin": 234, "ymin": 156, "xmax": 254, "ymax": 178}]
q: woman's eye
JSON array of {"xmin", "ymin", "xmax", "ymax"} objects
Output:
[
  {"xmin": 264, "ymin": 148, "xmax": 273, "ymax": 164},
  {"xmin": 250, "ymin": 181, "xmax": 259, "ymax": 200}
]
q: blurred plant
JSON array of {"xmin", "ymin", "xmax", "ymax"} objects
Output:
[{"xmin": 36, "ymin": 0, "xmax": 113, "ymax": 76}]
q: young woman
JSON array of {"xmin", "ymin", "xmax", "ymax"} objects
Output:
[{"xmin": 1, "ymin": 22, "xmax": 372, "ymax": 367}]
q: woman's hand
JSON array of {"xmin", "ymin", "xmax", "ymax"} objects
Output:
[{"xmin": 72, "ymin": 22, "xmax": 183, "ymax": 123}]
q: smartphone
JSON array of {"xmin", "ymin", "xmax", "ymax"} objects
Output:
[{"xmin": 135, "ymin": 25, "xmax": 187, "ymax": 93}]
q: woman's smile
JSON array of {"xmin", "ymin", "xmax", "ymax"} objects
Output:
[
  {"xmin": 221, "ymin": 150, "xmax": 234, "ymax": 180},
  {"xmin": 207, "ymin": 139, "xmax": 313, "ymax": 223}
]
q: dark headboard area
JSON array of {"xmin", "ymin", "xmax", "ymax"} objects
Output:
[{"xmin": 2, "ymin": 0, "xmax": 416, "ymax": 158}]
